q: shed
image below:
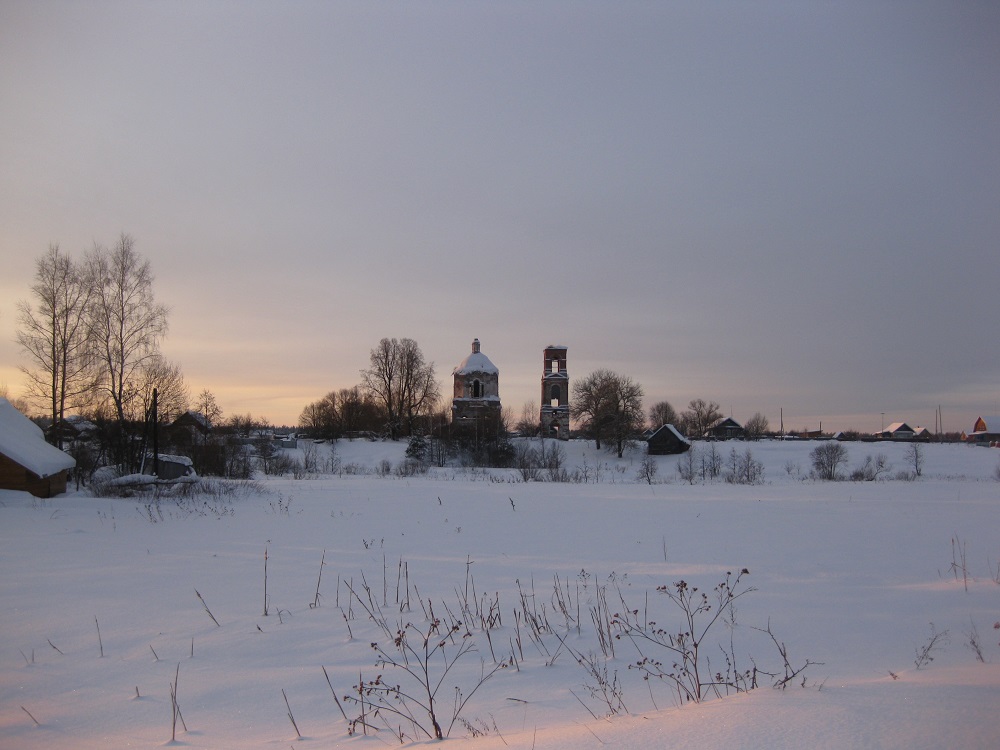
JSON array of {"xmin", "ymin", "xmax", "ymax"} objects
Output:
[
  {"xmin": 0, "ymin": 398, "xmax": 76, "ymax": 498},
  {"xmin": 646, "ymin": 424, "xmax": 691, "ymax": 455}
]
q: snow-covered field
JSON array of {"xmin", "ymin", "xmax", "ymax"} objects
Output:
[{"xmin": 2, "ymin": 439, "xmax": 999, "ymax": 749}]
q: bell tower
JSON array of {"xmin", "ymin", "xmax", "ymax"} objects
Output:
[{"xmin": 539, "ymin": 345, "xmax": 569, "ymax": 439}]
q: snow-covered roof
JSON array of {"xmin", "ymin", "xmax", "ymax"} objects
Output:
[
  {"xmin": 452, "ymin": 338, "xmax": 499, "ymax": 376},
  {"xmin": 649, "ymin": 424, "xmax": 690, "ymax": 444},
  {"xmin": 884, "ymin": 422, "xmax": 913, "ymax": 434},
  {"xmin": 0, "ymin": 398, "xmax": 76, "ymax": 478},
  {"xmin": 972, "ymin": 416, "xmax": 1000, "ymax": 434}
]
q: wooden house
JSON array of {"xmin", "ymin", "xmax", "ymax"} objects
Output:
[
  {"xmin": 646, "ymin": 424, "xmax": 691, "ymax": 455},
  {"xmin": 878, "ymin": 422, "xmax": 914, "ymax": 440},
  {"xmin": 967, "ymin": 416, "xmax": 1000, "ymax": 444},
  {"xmin": 0, "ymin": 398, "xmax": 76, "ymax": 498},
  {"xmin": 704, "ymin": 417, "xmax": 745, "ymax": 440}
]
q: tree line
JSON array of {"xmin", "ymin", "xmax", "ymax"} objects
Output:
[{"xmin": 14, "ymin": 238, "xmax": 771, "ymax": 475}]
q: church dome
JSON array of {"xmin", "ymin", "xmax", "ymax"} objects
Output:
[{"xmin": 453, "ymin": 338, "xmax": 498, "ymax": 376}]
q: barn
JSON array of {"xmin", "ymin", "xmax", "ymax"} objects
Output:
[
  {"xmin": 646, "ymin": 424, "xmax": 691, "ymax": 455},
  {"xmin": 0, "ymin": 398, "xmax": 76, "ymax": 498}
]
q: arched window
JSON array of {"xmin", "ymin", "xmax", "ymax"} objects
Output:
[
  {"xmin": 550, "ymin": 385, "xmax": 561, "ymax": 407},
  {"xmin": 472, "ymin": 379, "xmax": 482, "ymax": 398}
]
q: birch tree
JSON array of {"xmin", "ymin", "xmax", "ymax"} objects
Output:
[{"xmin": 16, "ymin": 245, "xmax": 95, "ymax": 445}]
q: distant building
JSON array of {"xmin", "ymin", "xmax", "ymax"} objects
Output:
[
  {"xmin": 0, "ymin": 398, "xmax": 76, "ymax": 498},
  {"xmin": 646, "ymin": 424, "xmax": 691, "ymax": 455},
  {"xmin": 704, "ymin": 417, "xmax": 745, "ymax": 440},
  {"xmin": 539, "ymin": 345, "xmax": 570, "ymax": 440},
  {"xmin": 967, "ymin": 416, "xmax": 1000, "ymax": 444},
  {"xmin": 451, "ymin": 339, "xmax": 502, "ymax": 438},
  {"xmin": 877, "ymin": 422, "xmax": 914, "ymax": 440}
]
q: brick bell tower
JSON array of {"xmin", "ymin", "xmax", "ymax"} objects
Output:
[{"xmin": 539, "ymin": 345, "xmax": 569, "ymax": 439}]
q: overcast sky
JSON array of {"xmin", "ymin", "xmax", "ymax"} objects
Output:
[{"xmin": 2, "ymin": 1, "xmax": 998, "ymax": 434}]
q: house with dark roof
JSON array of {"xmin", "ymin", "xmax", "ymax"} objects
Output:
[
  {"xmin": 877, "ymin": 422, "xmax": 915, "ymax": 440},
  {"xmin": 646, "ymin": 424, "xmax": 691, "ymax": 455},
  {"xmin": 0, "ymin": 398, "xmax": 76, "ymax": 498},
  {"xmin": 704, "ymin": 417, "xmax": 744, "ymax": 440}
]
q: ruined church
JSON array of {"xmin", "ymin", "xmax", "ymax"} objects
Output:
[{"xmin": 450, "ymin": 339, "xmax": 570, "ymax": 440}]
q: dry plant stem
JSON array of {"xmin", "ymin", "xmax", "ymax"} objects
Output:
[
  {"xmin": 346, "ymin": 608, "xmax": 506, "ymax": 740},
  {"xmin": 914, "ymin": 623, "xmax": 950, "ymax": 669},
  {"xmin": 263, "ymin": 547, "xmax": 269, "ymax": 616},
  {"xmin": 310, "ymin": 549, "xmax": 326, "ymax": 608},
  {"xmin": 321, "ymin": 665, "xmax": 350, "ymax": 721},
  {"xmin": 615, "ymin": 569, "xmax": 785, "ymax": 703},
  {"xmin": 95, "ymin": 616, "xmax": 104, "ymax": 657},
  {"xmin": 950, "ymin": 536, "xmax": 969, "ymax": 592},
  {"xmin": 282, "ymin": 689, "xmax": 301, "ymax": 738},
  {"xmin": 169, "ymin": 663, "xmax": 187, "ymax": 742},
  {"xmin": 47, "ymin": 638, "xmax": 63, "ymax": 655},
  {"xmin": 21, "ymin": 706, "xmax": 41, "ymax": 726},
  {"xmin": 195, "ymin": 589, "xmax": 221, "ymax": 627},
  {"xmin": 965, "ymin": 619, "xmax": 985, "ymax": 663}
]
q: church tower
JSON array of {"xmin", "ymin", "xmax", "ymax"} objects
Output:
[
  {"xmin": 540, "ymin": 345, "xmax": 569, "ymax": 439},
  {"xmin": 451, "ymin": 338, "xmax": 501, "ymax": 437}
]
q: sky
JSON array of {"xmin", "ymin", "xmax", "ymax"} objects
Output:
[{"xmin": 1, "ymin": 0, "xmax": 998, "ymax": 433}]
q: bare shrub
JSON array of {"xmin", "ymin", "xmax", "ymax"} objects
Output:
[
  {"xmin": 725, "ymin": 447, "xmax": 764, "ymax": 485},
  {"xmin": 636, "ymin": 456, "xmax": 658, "ymax": 484},
  {"xmin": 904, "ymin": 443, "xmax": 924, "ymax": 477},
  {"xmin": 914, "ymin": 623, "xmax": 950, "ymax": 669},
  {"xmin": 342, "ymin": 581, "xmax": 506, "ymax": 740},
  {"xmin": 614, "ymin": 569, "xmax": 816, "ymax": 704},
  {"xmin": 850, "ymin": 453, "xmax": 891, "ymax": 481},
  {"xmin": 810, "ymin": 442, "xmax": 848, "ymax": 480},
  {"xmin": 395, "ymin": 459, "xmax": 427, "ymax": 477},
  {"xmin": 677, "ymin": 446, "xmax": 699, "ymax": 484}
]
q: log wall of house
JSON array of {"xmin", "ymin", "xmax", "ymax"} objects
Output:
[{"xmin": 0, "ymin": 454, "xmax": 68, "ymax": 498}]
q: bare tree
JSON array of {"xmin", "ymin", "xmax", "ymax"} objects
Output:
[
  {"xmin": 84, "ymin": 234, "xmax": 169, "ymax": 471},
  {"xmin": 85, "ymin": 234, "xmax": 169, "ymax": 429},
  {"xmin": 16, "ymin": 245, "xmax": 96, "ymax": 444},
  {"xmin": 336, "ymin": 386, "xmax": 382, "ymax": 435},
  {"xmin": 361, "ymin": 338, "xmax": 440, "ymax": 439},
  {"xmin": 904, "ymin": 443, "xmax": 924, "ymax": 477},
  {"xmin": 810, "ymin": 441, "xmax": 848, "ymax": 480},
  {"xmin": 648, "ymin": 400, "xmax": 678, "ymax": 431},
  {"xmin": 572, "ymin": 369, "xmax": 616, "ymax": 450},
  {"xmin": 195, "ymin": 389, "xmax": 223, "ymax": 428},
  {"xmin": 679, "ymin": 399, "xmax": 722, "ymax": 438},
  {"xmin": 515, "ymin": 400, "xmax": 540, "ymax": 436},
  {"xmin": 572, "ymin": 369, "xmax": 645, "ymax": 457},
  {"xmin": 743, "ymin": 412, "xmax": 770, "ymax": 440},
  {"xmin": 299, "ymin": 391, "xmax": 339, "ymax": 439},
  {"xmin": 136, "ymin": 355, "xmax": 189, "ymax": 424}
]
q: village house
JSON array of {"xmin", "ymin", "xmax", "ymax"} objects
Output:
[
  {"xmin": 0, "ymin": 398, "xmax": 76, "ymax": 498},
  {"xmin": 646, "ymin": 424, "xmax": 691, "ymax": 455},
  {"xmin": 704, "ymin": 417, "xmax": 745, "ymax": 440},
  {"xmin": 966, "ymin": 416, "xmax": 1000, "ymax": 445}
]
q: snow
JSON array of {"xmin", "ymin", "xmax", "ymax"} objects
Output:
[
  {"xmin": 453, "ymin": 339, "xmax": 499, "ymax": 376},
  {"xmin": 2, "ymin": 438, "xmax": 999, "ymax": 749},
  {"xmin": 0, "ymin": 397, "xmax": 75, "ymax": 478}
]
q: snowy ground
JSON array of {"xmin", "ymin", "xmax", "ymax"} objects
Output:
[{"xmin": 2, "ymin": 438, "xmax": 999, "ymax": 749}]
